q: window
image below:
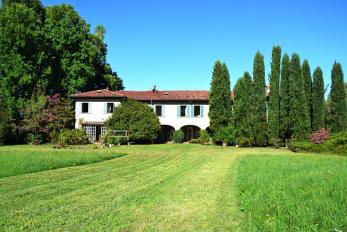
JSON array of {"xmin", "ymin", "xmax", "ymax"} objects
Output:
[
  {"xmin": 194, "ymin": 105, "xmax": 201, "ymax": 117},
  {"xmin": 180, "ymin": 105, "xmax": 187, "ymax": 117},
  {"xmin": 82, "ymin": 103, "xmax": 89, "ymax": 113},
  {"xmin": 107, "ymin": 103, "xmax": 114, "ymax": 113},
  {"xmin": 155, "ymin": 105, "xmax": 162, "ymax": 117},
  {"xmin": 101, "ymin": 126, "xmax": 107, "ymax": 136},
  {"xmin": 83, "ymin": 125, "xmax": 96, "ymax": 142}
]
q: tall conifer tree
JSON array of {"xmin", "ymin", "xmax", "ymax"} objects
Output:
[
  {"xmin": 253, "ymin": 52, "xmax": 267, "ymax": 146},
  {"xmin": 208, "ymin": 61, "xmax": 232, "ymax": 135},
  {"xmin": 329, "ymin": 62, "xmax": 347, "ymax": 132},
  {"xmin": 302, "ymin": 60, "xmax": 312, "ymax": 131},
  {"xmin": 268, "ymin": 46, "xmax": 281, "ymax": 142},
  {"xmin": 279, "ymin": 54, "xmax": 291, "ymax": 142},
  {"xmin": 312, "ymin": 67, "xmax": 325, "ymax": 131},
  {"xmin": 233, "ymin": 72, "xmax": 254, "ymax": 142},
  {"xmin": 288, "ymin": 54, "xmax": 310, "ymax": 139},
  {"xmin": 221, "ymin": 63, "xmax": 233, "ymax": 120}
]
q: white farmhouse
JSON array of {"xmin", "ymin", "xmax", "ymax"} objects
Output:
[{"xmin": 70, "ymin": 86, "xmax": 214, "ymax": 142}]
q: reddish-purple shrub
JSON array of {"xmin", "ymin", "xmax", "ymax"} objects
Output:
[{"xmin": 310, "ymin": 128, "xmax": 330, "ymax": 144}]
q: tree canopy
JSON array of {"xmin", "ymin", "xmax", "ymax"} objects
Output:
[
  {"xmin": 105, "ymin": 99, "xmax": 160, "ymax": 143},
  {"xmin": 0, "ymin": 0, "xmax": 123, "ymax": 143}
]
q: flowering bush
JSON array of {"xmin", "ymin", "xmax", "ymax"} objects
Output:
[{"xmin": 310, "ymin": 128, "xmax": 329, "ymax": 144}]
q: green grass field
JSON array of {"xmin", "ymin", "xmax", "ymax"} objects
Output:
[
  {"xmin": 0, "ymin": 145, "xmax": 126, "ymax": 178},
  {"xmin": 0, "ymin": 144, "xmax": 346, "ymax": 231}
]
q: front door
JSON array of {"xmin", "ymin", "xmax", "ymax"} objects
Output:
[
  {"xmin": 96, "ymin": 125, "xmax": 102, "ymax": 142},
  {"xmin": 186, "ymin": 127, "xmax": 193, "ymax": 141}
]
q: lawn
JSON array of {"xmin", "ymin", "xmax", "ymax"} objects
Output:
[
  {"xmin": 0, "ymin": 145, "xmax": 126, "ymax": 178},
  {"xmin": 0, "ymin": 144, "xmax": 346, "ymax": 231}
]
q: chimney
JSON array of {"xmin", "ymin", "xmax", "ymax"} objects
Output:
[{"xmin": 152, "ymin": 85, "xmax": 157, "ymax": 93}]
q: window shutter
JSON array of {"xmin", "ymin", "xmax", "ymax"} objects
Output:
[
  {"xmin": 104, "ymin": 103, "xmax": 107, "ymax": 114},
  {"xmin": 191, "ymin": 105, "xmax": 195, "ymax": 117},
  {"xmin": 88, "ymin": 103, "xmax": 92, "ymax": 114},
  {"xmin": 162, "ymin": 105, "xmax": 165, "ymax": 117},
  {"xmin": 200, "ymin": 105, "xmax": 204, "ymax": 117},
  {"xmin": 186, "ymin": 105, "xmax": 191, "ymax": 117},
  {"xmin": 177, "ymin": 106, "xmax": 180, "ymax": 117},
  {"xmin": 76, "ymin": 102, "xmax": 81, "ymax": 114}
]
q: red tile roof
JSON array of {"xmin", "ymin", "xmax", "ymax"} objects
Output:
[
  {"xmin": 118, "ymin": 90, "xmax": 210, "ymax": 101},
  {"xmin": 70, "ymin": 88, "xmax": 270, "ymax": 101},
  {"xmin": 70, "ymin": 89, "xmax": 212, "ymax": 101},
  {"xmin": 70, "ymin": 89, "xmax": 123, "ymax": 98}
]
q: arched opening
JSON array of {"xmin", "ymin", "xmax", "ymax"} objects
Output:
[
  {"xmin": 181, "ymin": 125, "xmax": 201, "ymax": 142},
  {"xmin": 157, "ymin": 125, "xmax": 175, "ymax": 143}
]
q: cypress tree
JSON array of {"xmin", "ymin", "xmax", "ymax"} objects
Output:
[
  {"xmin": 312, "ymin": 67, "xmax": 325, "ymax": 131},
  {"xmin": 233, "ymin": 72, "xmax": 254, "ymax": 142},
  {"xmin": 329, "ymin": 62, "xmax": 347, "ymax": 132},
  {"xmin": 268, "ymin": 46, "xmax": 281, "ymax": 142},
  {"xmin": 221, "ymin": 63, "xmax": 233, "ymax": 120},
  {"xmin": 302, "ymin": 60, "xmax": 312, "ymax": 131},
  {"xmin": 279, "ymin": 54, "xmax": 291, "ymax": 142},
  {"xmin": 253, "ymin": 52, "xmax": 267, "ymax": 146},
  {"xmin": 208, "ymin": 61, "xmax": 232, "ymax": 135},
  {"xmin": 288, "ymin": 53, "xmax": 310, "ymax": 139}
]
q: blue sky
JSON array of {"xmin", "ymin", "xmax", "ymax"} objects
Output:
[{"xmin": 42, "ymin": 0, "xmax": 347, "ymax": 91}]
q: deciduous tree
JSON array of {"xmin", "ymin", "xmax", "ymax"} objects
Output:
[{"xmin": 105, "ymin": 99, "xmax": 161, "ymax": 143}]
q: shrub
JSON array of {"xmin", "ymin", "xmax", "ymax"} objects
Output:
[
  {"xmin": 310, "ymin": 128, "xmax": 329, "ymax": 144},
  {"xmin": 269, "ymin": 138, "xmax": 283, "ymax": 148},
  {"xmin": 237, "ymin": 137, "xmax": 252, "ymax": 147},
  {"xmin": 214, "ymin": 125, "xmax": 236, "ymax": 146},
  {"xmin": 289, "ymin": 140, "xmax": 328, "ymax": 153},
  {"xmin": 105, "ymin": 99, "xmax": 160, "ymax": 143},
  {"xmin": 255, "ymin": 134, "xmax": 268, "ymax": 147},
  {"xmin": 58, "ymin": 129, "xmax": 90, "ymax": 146},
  {"xmin": 198, "ymin": 130, "xmax": 211, "ymax": 145},
  {"xmin": 25, "ymin": 133, "xmax": 43, "ymax": 145},
  {"xmin": 101, "ymin": 131, "xmax": 128, "ymax": 145},
  {"xmin": 173, "ymin": 130, "xmax": 184, "ymax": 143},
  {"xmin": 290, "ymin": 131, "xmax": 347, "ymax": 155},
  {"xmin": 327, "ymin": 131, "xmax": 347, "ymax": 146},
  {"xmin": 189, "ymin": 138, "xmax": 200, "ymax": 144}
]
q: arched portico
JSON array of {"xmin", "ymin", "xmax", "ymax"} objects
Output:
[
  {"xmin": 158, "ymin": 125, "xmax": 175, "ymax": 143},
  {"xmin": 180, "ymin": 125, "xmax": 201, "ymax": 142}
]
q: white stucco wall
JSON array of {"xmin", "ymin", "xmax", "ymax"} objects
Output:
[
  {"xmin": 75, "ymin": 100, "xmax": 121, "ymax": 128},
  {"xmin": 75, "ymin": 100, "xmax": 210, "ymax": 130},
  {"xmin": 155, "ymin": 104, "xmax": 209, "ymax": 130}
]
